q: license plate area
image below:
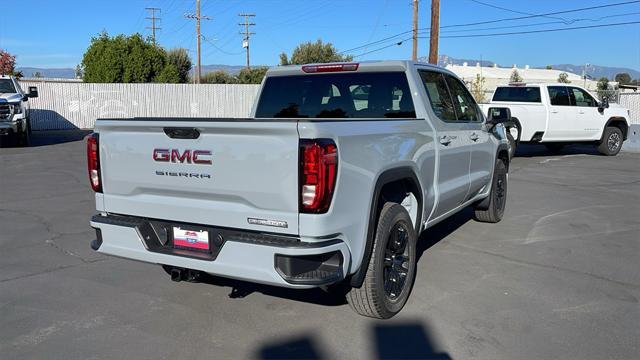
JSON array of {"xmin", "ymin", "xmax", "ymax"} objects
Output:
[{"xmin": 172, "ymin": 227, "xmax": 209, "ymax": 252}]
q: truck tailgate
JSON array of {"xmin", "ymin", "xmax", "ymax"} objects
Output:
[{"xmin": 96, "ymin": 119, "xmax": 300, "ymax": 235}]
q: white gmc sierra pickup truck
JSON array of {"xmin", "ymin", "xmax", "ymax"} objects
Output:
[
  {"xmin": 480, "ymin": 83, "xmax": 631, "ymax": 156},
  {"xmin": 0, "ymin": 75, "xmax": 38, "ymax": 146},
  {"xmin": 88, "ymin": 61, "xmax": 511, "ymax": 318}
]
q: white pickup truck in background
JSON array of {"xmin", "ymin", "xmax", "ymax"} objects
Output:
[{"xmin": 480, "ymin": 83, "xmax": 631, "ymax": 156}]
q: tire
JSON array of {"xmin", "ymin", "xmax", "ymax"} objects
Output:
[
  {"xmin": 597, "ymin": 126, "xmax": 623, "ymax": 156},
  {"xmin": 506, "ymin": 133, "xmax": 516, "ymax": 160},
  {"xmin": 544, "ymin": 143, "xmax": 564, "ymax": 153},
  {"xmin": 346, "ymin": 202, "xmax": 417, "ymax": 319},
  {"xmin": 474, "ymin": 158, "xmax": 507, "ymax": 223},
  {"xmin": 18, "ymin": 121, "xmax": 30, "ymax": 147}
]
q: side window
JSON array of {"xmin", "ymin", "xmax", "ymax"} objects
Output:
[
  {"xmin": 418, "ymin": 70, "xmax": 457, "ymax": 122},
  {"xmin": 547, "ymin": 86, "xmax": 571, "ymax": 106},
  {"xmin": 569, "ymin": 87, "xmax": 597, "ymax": 107},
  {"xmin": 445, "ymin": 75, "xmax": 482, "ymax": 122}
]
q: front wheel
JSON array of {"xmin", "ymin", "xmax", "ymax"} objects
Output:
[
  {"xmin": 597, "ymin": 127, "xmax": 623, "ymax": 156},
  {"xmin": 346, "ymin": 202, "xmax": 417, "ymax": 319},
  {"xmin": 474, "ymin": 158, "xmax": 508, "ymax": 223}
]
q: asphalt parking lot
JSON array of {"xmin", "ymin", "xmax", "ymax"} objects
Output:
[{"xmin": 1, "ymin": 130, "xmax": 639, "ymax": 359}]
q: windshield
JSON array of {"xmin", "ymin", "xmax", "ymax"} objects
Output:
[
  {"xmin": 0, "ymin": 79, "xmax": 16, "ymax": 93},
  {"xmin": 492, "ymin": 86, "xmax": 541, "ymax": 103},
  {"xmin": 255, "ymin": 72, "xmax": 416, "ymax": 118}
]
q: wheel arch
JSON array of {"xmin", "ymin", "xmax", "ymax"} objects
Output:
[
  {"xmin": 349, "ymin": 167, "xmax": 423, "ymax": 288},
  {"xmin": 605, "ymin": 117, "xmax": 629, "ymax": 140}
]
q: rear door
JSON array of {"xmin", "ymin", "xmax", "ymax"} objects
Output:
[
  {"xmin": 444, "ymin": 74, "xmax": 493, "ymax": 199},
  {"xmin": 97, "ymin": 119, "xmax": 300, "ymax": 235},
  {"xmin": 418, "ymin": 70, "xmax": 471, "ymax": 218}
]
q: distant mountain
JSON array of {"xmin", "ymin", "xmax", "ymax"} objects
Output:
[
  {"xmin": 542, "ymin": 64, "xmax": 640, "ymax": 81},
  {"xmin": 17, "ymin": 67, "xmax": 76, "ymax": 79},
  {"xmin": 437, "ymin": 55, "xmax": 640, "ymax": 80},
  {"xmin": 21, "ymin": 59, "xmax": 638, "ymax": 81},
  {"xmin": 17, "ymin": 64, "xmax": 253, "ymax": 79}
]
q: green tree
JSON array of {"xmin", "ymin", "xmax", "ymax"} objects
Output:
[
  {"xmin": 509, "ymin": 69, "xmax": 523, "ymax": 83},
  {"xmin": 557, "ymin": 72, "xmax": 571, "ymax": 83},
  {"xmin": 279, "ymin": 40, "xmax": 352, "ymax": 65},
  {"xmin": 236, "ymin": 67, "xmax": 268, "ymax": 84},
  {"xmin": 75, "ymin": 64, "xmax": 83, "ymax": 79},
  {"xmin": 469, "ymin": 74, "xmax": 486, "ymax": 103},
  {"xmin": 81, "ymin": 32, "xmax": 169, "ymax": 83},
  {"xmin": 597, "ymin": 77, "xmax": 610, "ymax": 91},
  {"xmin": 596, "ymin": 77, "xmax": 611, "ymax": 101},
  {"xmin": 155, "ymin": 63, "xmax": 181, "ymax": 83},
  {"xmin": 614, "ymin": 72, "xmax": 631, "ymax": 85},
  {"xmin": 545, "ymin": 65, "xmax": 553, "ymax": 70},
  {"xmin": 167, "ymin": 48, "xmax": 192, "ymax": 83},
  {"xmin": 201, "ymin": 70, "xmax": 237, "ymax": 84}
]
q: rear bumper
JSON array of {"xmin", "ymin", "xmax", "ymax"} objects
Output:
[{"xmin": 90, "ymin": 214, "xmax": 351, "ymax": 288}]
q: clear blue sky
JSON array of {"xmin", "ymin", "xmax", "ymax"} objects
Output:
[{"xmin": 1, "ymin": 0, "xmax": 639, "ymax": 71}]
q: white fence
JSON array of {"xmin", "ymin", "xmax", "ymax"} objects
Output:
[
  {"xmin": 620, "ymin": 92, "xmax": 640, "ymax": 125},
  {"xmin": 18, "ymin": 81, "xmax": 640, "ymax": 130},
  {"xmin": 20, "ymin": 81, "xmax": 261, "ymax": 130}
]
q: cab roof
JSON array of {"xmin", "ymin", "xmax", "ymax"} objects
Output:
[{"xmin": 265, "ymin": 60, "xmax": 454, "ymax": 77}]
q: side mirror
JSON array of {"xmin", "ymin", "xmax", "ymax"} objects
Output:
[
  {"xmin": 486, "ymin": 107, "xmax": 512, "ymax": 129},
  {"xmin": 28, "ymin": 86, "xmax": 38, "ymax": 98},
  {"xmin": 22, "ymin": 95, "xmax": 29, "ymax": 102},
  {"xmin": 598, "ymin": 97, "xmax": 609, "ymax": 112}
]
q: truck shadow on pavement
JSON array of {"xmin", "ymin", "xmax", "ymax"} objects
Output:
[
  {"xmin": 515, "ymin": 143, "xmax": 601, "ymax": 157},
  {"xmin": 256, "ymin": 322, "xmax": 451, "ymax": 359}
]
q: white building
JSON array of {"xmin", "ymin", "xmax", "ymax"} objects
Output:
[{"xmin": 446, "ymin": 62, "xmax": 599, "ymax": 97}]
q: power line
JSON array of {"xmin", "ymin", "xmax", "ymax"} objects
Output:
[
  {"xmin": 468, "ymin": 0, "xmax": 570, "ymax": 23},
  {"xmin": 201, "ymin": 35, "xmax": 245, "ymax": 56},
  {"xmin": 340, "ymin": 0, "xmax": 640, "ymax": 54},
  {"xmin": 238, "ymin": 13, "xmax": 256, "ymax": 69},
  {"xmin": 145, "ymin": 7, "xmax": 161, "ymax": 45},
  {"xmin": 435, "ymin": 20, "xmax": 640, "ymax": 39},
  {"xmin": 437, "ymin": 0, "xmax": 640, "ymax": 29},
  {"xmin": 354, "ymin": 21, "xmax": 640, "ymax": 58}
]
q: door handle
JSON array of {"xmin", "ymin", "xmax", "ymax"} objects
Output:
[
  {"xmin": 578, "ymin": 111, "xmax": 585, "ymax": 114},
  {"xmin": 469, "ymin": 133, "xmax": 479, "ymax": 141},
  {"xmin": 439, "ymin": 135, "xmax": 452, "ymax": 145},
  {"xmin": 551, "ymin": 110, "xmax": 559, "ymax": 114}
]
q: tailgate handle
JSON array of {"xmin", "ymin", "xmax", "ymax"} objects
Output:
[{"xmin": 163, "ymin": 127, "xmax": 200, "ymax": 139}]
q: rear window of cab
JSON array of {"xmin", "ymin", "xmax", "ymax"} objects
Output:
[
  {"xmin": 492, "ymin": 86, "xmax": 542, "ymax": 103},
  {"xmin": 255, "ymin": 72, "xmax": 416, "ymax": 119}
]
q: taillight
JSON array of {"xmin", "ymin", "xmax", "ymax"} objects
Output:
[
  {"xmin": 301, "ymin": 63, "xmax": 359, "ymax": 73},
  {"xmin": 86, "ymin": 133, "xmax": 102, "ymax": 192},
  {"xmin": 300, "ymin": 139, "xmax": 338, "ymax": 213}
]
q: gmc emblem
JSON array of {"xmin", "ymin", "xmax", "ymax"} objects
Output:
[{"xmin": 153, "ymin": 149, "xmax": 212, "ymax": 165}]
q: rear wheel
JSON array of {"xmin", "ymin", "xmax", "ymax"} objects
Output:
[
  {"xmin": 346, "ymin": 202, "xmax": 417, "ymax": 319},
  {"xmin": 597, "ymin": 126, "xmax": 623, "ymax": 156},
  {"xmin": 474, "ymin": 158, "xmax": 507, "ymax": 223}
]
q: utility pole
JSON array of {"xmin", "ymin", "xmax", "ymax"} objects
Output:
[
  {"xmin": 238, "ymin": 13, "xmax": 256, "ymax": 69},
  {"xmin": 185, "ymin": 0, "xmax": 211, "ymax": 83},
  {"xmin": 412, "ymin": 0, "xmax": 418, "ymax": 61},
  {"xmin": 145, "ymin": 7, "xmax": 161, "ymax": 45},
  {"xmin": 428, "ymin": 0, "xmax": 440, "ymax": 65}
]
